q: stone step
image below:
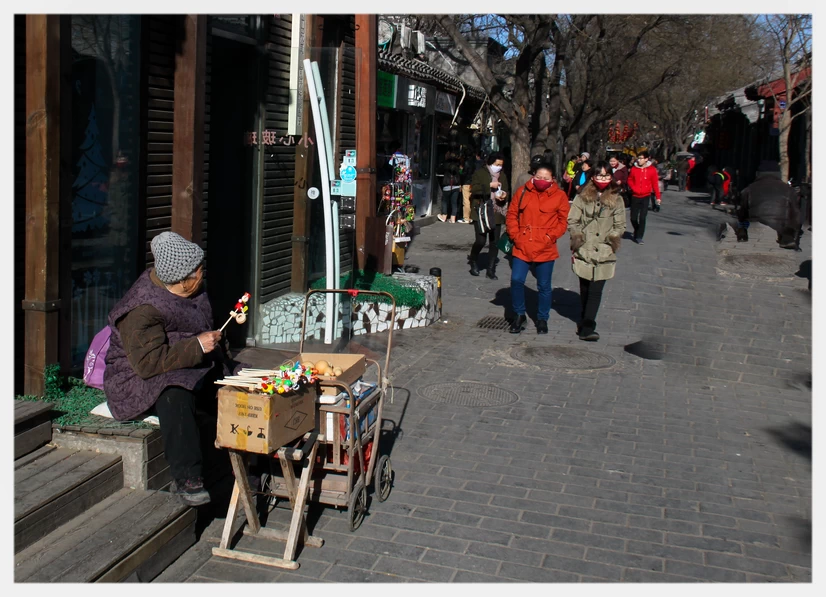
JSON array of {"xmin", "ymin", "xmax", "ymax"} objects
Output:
[
  {"xmin": 15, "ymin": 487, "xmax": 196, "ymax": 582},
  {"xmin": 14, "ymin": 446, "xmax": 123, "ymax": 553}
]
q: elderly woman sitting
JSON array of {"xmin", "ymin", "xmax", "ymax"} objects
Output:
[{"xmin": 104, "ymin": 232, "xmax": 241, "ymax": 506}]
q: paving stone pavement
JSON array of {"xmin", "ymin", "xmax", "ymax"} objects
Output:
[{"xmin": 156, "ymin": 189, "xmax": 812, "ymax": 583}]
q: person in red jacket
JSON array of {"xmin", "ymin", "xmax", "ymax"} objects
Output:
[
  {"xmin": 686, "ymin": 156, "xmax": 696, "ymax": 191},
  {"xmin": 625, "ymin": 150, "xmax": 660, "ymax": 245},
  {"xmin": 505, "ymin": 162, "xmax": 570, "ymax": 334}
]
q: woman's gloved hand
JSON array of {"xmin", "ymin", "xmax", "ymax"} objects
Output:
[{"xmin": 570, "ymin": 233, "xmax": 585, "ymax": 252}]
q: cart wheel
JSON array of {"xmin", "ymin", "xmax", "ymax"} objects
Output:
[
  {"xmin": 348, "ymin": 481, "xmax": 368, "ymax": 532},
  {"xmin": 373, "ymin": 455, "xmax": 393, "ymax": 502}
]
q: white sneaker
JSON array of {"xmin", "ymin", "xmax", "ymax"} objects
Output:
[
  {"xmin": 437, "ymin": 214, "xmax": 447, "ymax": 222},
  {"xmin": 457, "ymin": 218, "xmax": 468, "ymax": 223}
]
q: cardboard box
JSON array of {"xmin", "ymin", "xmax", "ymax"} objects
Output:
[
  {"xmin": 299, "ymin": 353, "xmax": 366, "ymax": 397},
  {"xmin": 215, "ymin": 386, "xmax": 316, "ymax": 455}
]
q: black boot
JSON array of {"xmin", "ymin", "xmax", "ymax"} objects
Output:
[
  {"xmin": 486, "ymin": 266, "xmax": 498, "ymax": 280},
  {"xmin": 536, "ymin": 320, "xmax": 548, "ymax": 334},
  {"xmin": 509, "ymin": 314, "xmax": 527, "ymax": 334},
  {"xmin": 470, "ymin": 261, "xmax": 480, "ymax": 276},
  {"xmin": 578, "ymin": 320, "xmax": 599, "ymax": 341}
]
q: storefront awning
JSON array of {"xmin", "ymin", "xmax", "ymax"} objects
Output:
[{"xmin": 378, "ymin": 50, "xmax": 487, "ymax": 102}]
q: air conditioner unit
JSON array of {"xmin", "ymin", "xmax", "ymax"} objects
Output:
[{"xmin": 400, "ymin": 24, "xmax": 411, "ymax": 49}]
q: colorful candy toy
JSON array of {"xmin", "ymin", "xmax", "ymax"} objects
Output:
[{"xmin": 220, "ymin": 292, "xmax": 251, "ymax": 332}]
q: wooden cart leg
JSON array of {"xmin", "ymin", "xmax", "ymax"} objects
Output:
[
  {"xmin": 228, "ymin": 449, "xmax": 260, "ymax": 535},
  {"xmin": 283, "ymin": 440, "xmax": 319, "ymax": 562},
  {"xmin": 218, "ymin": 481, "xmax": 241, "ymax": 550},
  {"xmin": 277, "ymin": 448, "xmax": 298, "ymax": 508}
]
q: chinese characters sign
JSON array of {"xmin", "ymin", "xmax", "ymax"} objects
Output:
[{"xmin": 244, "ymin": 130, "xmax": 315, "ymax": 147}]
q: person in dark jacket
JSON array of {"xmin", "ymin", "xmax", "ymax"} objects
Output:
[
  {"xmin": 436, "ymin": 151, "xmax": 463, "ymax": 223},
  {"xmin": 735, "ymin": 161, "xmax": 802, "ymax": 250},
  {"xmin": 104, "ymin": 232, "xmax": 243, "ymax": 506},
  {"xmin": 469, "ymin": 152, "xmax": 510, "ymax": 279},
  {"xmin": 574, "ymin": 160, "xmax": 592, "ymax": 194},
  {"xmin": 676, "ymin": 157, "xmax": 690, "ymax": 192},
  {"xmin": 707, "ymin": 165, "xmax": 727, "ymax": 207}
]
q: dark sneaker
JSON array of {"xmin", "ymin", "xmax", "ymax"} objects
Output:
[
  {"xmin": 170, "ymin": 477, "xmax": 211, "ymax": 506},
  {"xmin": 537, "ymin": 320, "xmax": 548, "ymax": 334},
  {"xmin": 637, "ymin": 239, "xmax": 645, "ymax": 245},
  {"xmin": 579, "ymin": 328, "xmax": 600, "ymax": 341},
  {"xmin": 509, "ymin": 314, "xmax": 527, "ymax": 334}
]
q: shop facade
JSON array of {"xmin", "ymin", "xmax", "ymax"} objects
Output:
[{"xmin": 16, "ymin": 14, "xmax": 378, "ymax": 395}]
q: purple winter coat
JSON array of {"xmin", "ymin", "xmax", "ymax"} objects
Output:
[{"xmin": 103, "ymin": 269, "xmax": 231, "ymax": 421}]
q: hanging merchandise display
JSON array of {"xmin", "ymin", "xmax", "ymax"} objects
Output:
[{"xmin": 382, "ymin": 151, "xmax": 414, "ymax": 222}]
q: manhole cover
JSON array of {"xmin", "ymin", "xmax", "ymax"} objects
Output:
[
  {"xmin": 476, "ymin": 315, "xmax": 511, "ymax": 330},
  {"xmin": 719, "ymin": 253, "xmax": 798, "ymax": 277},
  {"xmin": 511, "ymin": 345, "xmax": 616, "ymax": 370},
  {"xmin": 418, "ymin": 382, "xmax": 518, "ymax": 407}
]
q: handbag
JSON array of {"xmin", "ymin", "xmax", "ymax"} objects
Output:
[
  {"xmin": 497, "ymin": 231, "xmax": 514, "ymax": 254},
  {"xmin": 475, "ymin": 199, "xmax": 495, "ymax": 234}
]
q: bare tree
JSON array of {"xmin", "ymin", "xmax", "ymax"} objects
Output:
[{"xmin": 758, "ymin": 14, "xmax": 812, "ymax": 181}]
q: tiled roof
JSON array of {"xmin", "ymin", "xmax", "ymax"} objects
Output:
[{"xmin": 377, "ymin": 50, "xmax": 487, "ymax": 101}]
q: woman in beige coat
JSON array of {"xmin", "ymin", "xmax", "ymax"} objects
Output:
[{"xmin": 568, "ymin": 161, "xmax": 626, "ymax": 341}]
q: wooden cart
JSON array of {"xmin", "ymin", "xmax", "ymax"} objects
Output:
[{"xmin": 212, "ymin": 289, "xmax": 395, "ymax": 569}]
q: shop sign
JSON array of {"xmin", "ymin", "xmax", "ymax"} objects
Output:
[
  {"xmin": 244, "ymin": 130, "xmax": 314, "ymax": 147},
  {"xmin": 377, "ymin": 71, "xmax": 397, "ymax": 109},
  {"xmin": 435, "ymin": 91, "xmax": 456, "ymax": 115},
  {"xmin": 779, "ymin": 100, "xmax": 787, "ymax": 110},
  {"xmin": 408, "ymin": 84, "xmax": 427, "ymax": 108}
]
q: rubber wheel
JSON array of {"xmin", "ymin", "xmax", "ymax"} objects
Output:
[
  {"xmin": 373, "ymin": 455, "xmax": 393, "ymax": 502},
  {"xmin": 348, "ymin": 481, "xmax": 368, "ymax": 532}
]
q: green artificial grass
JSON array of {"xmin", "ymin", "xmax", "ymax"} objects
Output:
[
  {"xmin": 311, "ymin": 270, "xmax": 425, "ymax": 309},
  {"xmin": 17, "ymin": 364, "xmax": 154, "ymax": 429}
]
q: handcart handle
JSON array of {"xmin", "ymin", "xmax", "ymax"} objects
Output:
[{"xmin": 300, "ymin": 289, "xmax": 395, "ymax": 376}]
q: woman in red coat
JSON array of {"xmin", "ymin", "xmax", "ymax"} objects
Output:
[{"xmin": 505, "ymin": 162, "xmax": 570, "ymax": 334}]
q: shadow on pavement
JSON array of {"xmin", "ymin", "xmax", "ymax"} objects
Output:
[
  {"xmin": 783, "ymin": 515, "xmax": 812, "ymax": 556},
  {"xmin": 490, "ymin": 285, "xmax": 579, "ymax": 326},
  {"xmin": 764, "ymin": 421, "xmax": 811, "ymax": 461},
  {"xmin": 795, "ymin": 259, "xmax": 811, "ymax": 290}
]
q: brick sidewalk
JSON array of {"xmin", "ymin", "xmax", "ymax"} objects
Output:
[{"xmin": 158, "ymin": 189, "xmax": 812, "ymax": 583}]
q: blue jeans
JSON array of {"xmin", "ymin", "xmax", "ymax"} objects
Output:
[{"xmin": 511, "ymin": 257, "xmax": 555, "ymax": 321}]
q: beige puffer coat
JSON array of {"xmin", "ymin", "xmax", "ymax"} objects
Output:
[{"xmin": 567, "ymin": 182, "xmax": 626, "ymax": 281}]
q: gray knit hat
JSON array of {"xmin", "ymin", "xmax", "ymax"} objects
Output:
[{"xmin": 150, "ymin": 232, "xmax": 204, "ymax": 284}]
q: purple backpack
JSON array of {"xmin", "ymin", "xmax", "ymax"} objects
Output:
[{"xmin": 83, "ymin": 325, "xmax": 112, "ymax": 390}]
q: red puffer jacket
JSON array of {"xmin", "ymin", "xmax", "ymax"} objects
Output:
[
  {"xmin": 627, "ymin": 162, "xmax": 661, "ymax": 200},
  {"xmin": 506, "ymin": 179, "xmax": 570, "ymax": 263}
]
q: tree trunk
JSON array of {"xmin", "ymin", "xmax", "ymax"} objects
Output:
[
  {"xmin": 778, "ymin": 106, "xmax": 792, "ymax": 182},
  {"xmin": 509, "ymin": 127, "xmax": 533, "ymax": 189},
  {"xmin": 805, "ymin": 109, "xmax": 811, "ymax": 181}
]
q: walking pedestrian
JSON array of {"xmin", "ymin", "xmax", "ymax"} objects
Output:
[
  {"xmin": 574, "ymin": 159, "xmax": 592, "ymax": 194},
  {"xmin": 707, "ymin": 164, "xmax": 726, "ymax": 207},
  {"xmin": 469, "ymin": 152, "xmax": 510, "ymax": 279},
  {"xmin": 676, "ymin": 156, "xmax": 690, "ymax": 192},
  {"xmin": 436, "ymin": 150, "xmax": 462, "ymax": 223},
  {"xmin": 609, "ymin": 155, "xmax": 629, "ymax": 207},
  {"xmin": 459, "ymin": 150, "xmax": 477, "ymax": 223},
  {"xmin": 626, "ymin": 150, "xmax": 660, "ymax": 245},
  {"xmin": 568, "ymin": 162, "xmax": 626, "ymax": 341},
  {"xmin": 505, "ymin": 162, "xmax": 570, "ymax": 334}
]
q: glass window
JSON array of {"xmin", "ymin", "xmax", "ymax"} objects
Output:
[{"xmin": 70, "ymin": 16, "xmax": 141, "ymax": 369}]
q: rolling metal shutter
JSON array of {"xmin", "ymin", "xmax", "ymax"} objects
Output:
[
  {"xmin": 14, "ymin": 15, "xmax": 25, "ymax": 394},
  {"xmin": 143, "ymin": 16, "xmax": 176, "ymax": 265},
  {"xmin": 142, "ymin": 15, "xmax": 211, "ymax": 266},
  {"xmin": 259, "ymin": 15, "xmax": 296, "ymax": 302},
  {"xmin": 337, "ymin": 16, "xmax": 357, "ymax": 274}
]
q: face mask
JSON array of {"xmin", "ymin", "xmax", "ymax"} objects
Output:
[
  {"xmin": 533, "ymin": 178, "xmax": 553, "ymax": 192},
  {"xmin": 489, "ymin": 165, "xmax": 503, "ymax": 173},
  {"xmin": 593, "ymin": 180, "xmax": 611, "ymax": 190}
]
